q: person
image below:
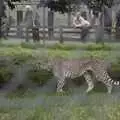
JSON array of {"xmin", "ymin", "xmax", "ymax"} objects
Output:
[
  {"xmin": 32, "ymin": 9, "xmax": 40, "ymax": 42},
  {"xmin": 24, "ymin": 5, "xmax": 34, "ymax": 42},
  {"xmin": 115, "ymin": 9, "xmax": 120, "ymax": 40},
  {"xmin": 73, "ymin": 12, "xmax": 91, "ymax": 42},
  {"xmin": 1, "ymin": 17, "xmax": 9, "ymax": 40}
]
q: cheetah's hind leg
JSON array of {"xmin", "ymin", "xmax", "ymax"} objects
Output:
[
  {"xmin": 83, "ymin": 72, "xmax": 94, "ymax": 93},
  {"xmin": 104, "ymin": 82, "xmax": 112, "ymax": 94}
]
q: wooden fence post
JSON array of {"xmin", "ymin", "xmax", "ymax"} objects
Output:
[
  {"xmin": 43, "ymin": 6, "xmax": 46, "ymax": 45},
  {"xmin": 59, "ymin": 26, "xmax": 63, "ymax": 44},
  {"xmin": 48, "ymin": 10, "xmax": 54, "ymax": 40},
  {"xmin": 0, "ymin": 0, "xmax": 4, "ymax": 38},
  {"xmin": 16, "ymin": 10, "xmax": 23, "ymax": 38}
]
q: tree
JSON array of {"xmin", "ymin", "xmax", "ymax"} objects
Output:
[
  {"xmin": 86, "ymin": 0, "xmax": 113, "ymax": 43},
  {"xmin": 0, "ymin": 0, "xmax": 27, "ymax": 38},
  {"xmin": 86, "ymin": 0, "xmax": 113, "ymax": 16},
  {"xmin": 46, "ymin": 0, "xmax": 78, "ymax": 14},
  {"xmin": 46, "ymin": 0, "xmax": 113, "ymax": 14}
]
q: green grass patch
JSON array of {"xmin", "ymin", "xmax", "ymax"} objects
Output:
[
  {"xmin": 110, "ymin": 57, "xmax": 120, "ymax": 72},
  {"xmin": 21, "ymin": 42, "xmax": 44, "ymax": 49},
  {"xmin": 0, "ymin": 67, "xmax": 13, "ymax": 85},
  {"xmin": 86, "ymin": 43, "xmax": 112, "ymax": 51},
  {"xmin": 48, "ymin": 43, "xmax": 112, "ymax": 51},
  {"xmin": 47, "ymin": 43, "xmax": 83, "ymax": 50},
  {"xmin": 0, "ymin": 104, "xmax": 120, "ymax": 120},
  {"xmin": 28, "ymin": 68, "xmax": 53, "ymax": 86},
  {"xmin": 6, "ymin": 88, "xmax": 37, "ymax": 99}
]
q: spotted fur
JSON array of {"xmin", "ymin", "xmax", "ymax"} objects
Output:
[
  {"xmin": 51, "ymin": 58, "xmax": 119, "ymax": 94},
  {"xmin": 30, "ymin": 57, "xmax": 119, "ymax": 94}
]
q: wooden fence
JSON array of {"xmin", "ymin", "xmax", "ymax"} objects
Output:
[{"xmin": 8, "ymin": 25, "xmax": 116, "ymax": 43}]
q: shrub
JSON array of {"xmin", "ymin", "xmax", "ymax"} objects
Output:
[
  {"xmin": 105, "ymin": 104, "xmax": 120, "ymax": 120},
  {"xmin": 48, "ymin": 43, "xmax": 112, "ymax": 51},
  {"xmin": 110, "ymin": 57, "xmax": 120, "ymax": 72},
  {"xmin": 86, "ymin": 44, "xmax": 112, "ymax": 51},
  {"xmin": 12, "ymin": 54, "xmax": 32, "ymax": 65},
  {"xmin": 0, "ymin": 47, "xmax": 33, "ymax": 57},
  {"xmin": 21, "ymin": 42, "xmax": 44, "ymax": 49},
  {"xmin": 28, "ymin": 68, "xmax": 53, "ymax": 86},
  {"xmin": 0, "ymin": 67, "xmax": 13, "ymax": 86},
  {"xmin": 48, "ymin": 43, "xmax": 81, "ymax": 50},
  {"xmin": 111, "ymin": 63, "xmax": 120, "ymax": 72}
]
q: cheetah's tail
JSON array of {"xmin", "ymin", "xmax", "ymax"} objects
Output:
[
  {"xmin": 113, "ymin": 80, "xmax": 120, "ymax": 86},
  {"xmin": 109, "ymin": 78, "xmax": 120, "ymax": 86}
]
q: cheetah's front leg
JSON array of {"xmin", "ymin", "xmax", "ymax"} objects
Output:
[
  {"xmin": 56, "ymin": 78, "xmax": 65, "ymax": 92},
  {"xmin": 83, "ymin": 72, "xmax": 94, "ymax": 93}
]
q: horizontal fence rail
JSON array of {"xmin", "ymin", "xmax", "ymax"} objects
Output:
[{"xmin": 6, "ymin": 25, "xmax": 118, "ymax": 42}]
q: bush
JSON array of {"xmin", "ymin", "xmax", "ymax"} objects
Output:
[
  {"xmin": 105, "ymin": 104, "xmax": 120, "ymax": 120},
  {"xmin": 0, "ymin": 47, "xmax": 33, "ymax": 57},
  {"xmin": 48, "ymin": 43, "xmax": 81, "ymax": 50},
  {"xmin": 12, "ymin": 54, "xmax": 32, "ymax": 65},
  {"xmin": 111, "ymin": 63, "xmax": 120, "ymax": 72},
  {"xmin": 0, "ymin": 58, "xmax": 13, "ymax": 86},
  {"xmin": 28, "ymin": 68, "xmax": 53, "ymax": 86},
  {"xmin": 110, "ymin": 57, "xmax": 120, "ymax": 72},
  {"xmin": 82, "ymin": 51, "xmax": 111, "ymax": 59},
  {"xmin": 0, "ymin": 67, "xmax": 13, "ymax": 86},
  {"xmin": 86, "ymin": 44, "xmax": 112, "ymax": 51},
  {"xmin": 21, "ymin": 42, "xmax": 44, "ymax": 49},
  {"xmin": 48, "ymin": 43, "xmax": 112, "ymax": 51}
]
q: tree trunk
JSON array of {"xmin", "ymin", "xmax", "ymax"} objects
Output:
[
  {"xmin": 43, "ymin": 6, "xmax": 46, "ymax": 45},
  {"xmin": 17, "ymin": 10, "xmax": 23, "ymax": 38},
  {"xmin": 68, "ymin": 7, "xmax": 71, "ymax": 26},
  {"xmin": 0, "ymin": 0, "xmax": 3, "ymax": 39},
  {"xmin": 48, "ymin": 10, "xmax": 54, "ymax": 40},
  {"xmin": 0, "ymin": 17, "xmax": 2, "ymax": 38},
  {"xmin": 96, "ymin": 9, "xmax": 104, "ymax": 44}
]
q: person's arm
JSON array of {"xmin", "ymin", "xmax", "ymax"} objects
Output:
[
  {"xmin": 23, "ymin": 12, "xmax": 28, "ymax": 23},
  {"xmin": 73, "ymin": 17, "xmax": 82, "ymax": 28},
  {"xmin": 73, "ymin": 17, "xmax": 77, "ymax": 27},
  {"xmin": 79, "ymin": 16, "xmax": 90, "ymax": 27}
]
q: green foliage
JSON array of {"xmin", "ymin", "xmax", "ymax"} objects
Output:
[
  {"xmin": 7, "ymin": 0, "xmax": 24, "ymax": 10},
  {"xmin": 83, "ymin": 50, "xmax": 111, "ymax": 59},
  {"xmin": 0, "ymin": 104, "xmax": 120, "ymax": 120},
  {"xmin": 21, "ymin": 42, "xmax": 44, "ymax": 49},
  {"xmin": 0, "ymin": 47, "xmax": 33, "ymax": 65},
  {"xmin": 48, "ymin": 43, "xmax": 112, "ymax": 51},
  {"xmin": 48, "ymin": 49, "xmax": 72, "ymax": 59},
  {"xmin": 111, "ymin": 57, "xmax": 120, "ymax": 73},
  {"xmin": 48, "ymin": 43, "xmax": 81, "ymax": 50},
  {"xmin": 7, "ymin": 88, "xmax": 36, "ymax": 99},
  {"xmin": 86, "ymin": 0, "xmax": 113, "ymax": 15},
  {"xmin": 12, "ymin": 54, "xmax": 32, "ymax": 65},
  {"xmin": 0, "ymin": 67, "xmax": 13, "ymax": 85},
  {"xmin": 105, "ymin": 105, "xmax": 120, "ymax": 120},
  {"xmin": 47, "ymin": 0, "xmax": 75, "ymax": 13},
  {"xmin": 46, "ymin": 0, "xmax": 113, "ymax": 14},
  {"xmin": 0, "ymin": 47, "xmax": 32, "ymax": 56},
  {"xmin": 111, "ymin": 63, "xmax": 120, "ymax": 72},
  {"xmin": 1, "ymin": 41, "xmax": 120, "ymax": 51},
  {"xmin": 86, "ymin": 44, "xmax": 112, "ymax": 51},
  {"xmin": 28, "ymin": 68, "xmax": 53, "ymax": 86}
]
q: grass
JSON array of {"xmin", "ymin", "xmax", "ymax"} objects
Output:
[
  {"xmin": 0, "ymin": 40, "xmax": 120, "ymax": 86},
  {"xmin": 0, "ymin": 102, "xmax": 120, "ymax": 120},
  {"xmin": 0, "ymin": 67, "xmax": 13, "ymax": 85},
  {"xmin": 0, "ymin": 40, "xmax": 120, "ymax": 119},
  {"xmin": 1, "ymin": 40, "xmax": 120, "ymax": 51},
  {"xmin": 28, "ymin": 68, "xmax": 53, "ymax": 86}
]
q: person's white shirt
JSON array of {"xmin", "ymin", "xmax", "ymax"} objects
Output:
[{"xmin": 73, "ymin": 15, "xmax": 90, "ymax": 28}]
